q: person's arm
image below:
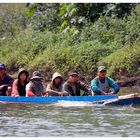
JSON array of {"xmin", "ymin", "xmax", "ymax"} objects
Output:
[
  {"xmin": 11, "ymin": 80, "xmax": 20, "ymax": 96},
  {"xmin": 79, "ymin": 81, "xmax": 92, "ymax": 95},
  {"xmin": 62, "ymin": 83, "xmax": 71, "ymax": 96},
  {"xmin": 47, "ymin": 90, "xmax": 66, "ymax": 96},
  {"xmin": 26, "ymin": 83, "xmax": 36, "ymax": 97},
  {"xmin": 91, "ymin": 79, "xmax": 103, "ymax": 95},
  {"xmin": 0, "ymin": 85, "xmax": 7, "ymax": 91},
  {"xmin": 1, "ymin": 76, "xmax": 14, "ymax": 96},
  {"xmin": 46, "ymin": 84, "xmax": 60, "ymax": 96},
  {"xmin": 46, "ymin": 83, "xmax": 64, "ymax": 96},
  {"xmin": 26, "ymin": 91, "xmax": 36, "ymax": 96},
  {"xmin": 108, "ymin": 77, "xmax": 120, "ymax": 94}
]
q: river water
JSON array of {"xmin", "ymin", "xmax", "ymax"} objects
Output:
[{"xmin": 0, "ymin": 100, "xmax": 140, "ymax": 137}]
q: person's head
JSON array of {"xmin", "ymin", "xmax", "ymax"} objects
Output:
[
  {"xmin": 68, "ymin": 70, "xmax": 79, "ymax": 84},
  {"xmin": 18, "ymin": 68, "xmax": 29, "ymax": 82},
  {"xmin": 52, "ymin": 72, "xmax": 63, "ymax": 86},
  {"xmin": 0, "ymin": 64, "xmax": 6, "ymax": 77},
  {"xmin": 30, "ymin": 71, "xmax": 43, "ymax": 81},
  {"xmin": 97, "ymin": 66, "xmax": 107, "ymax": 79}
]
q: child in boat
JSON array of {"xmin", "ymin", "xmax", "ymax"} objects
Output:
[
  {"xmin": 0, "ymin": 64, "xmax": 14, "ymax": 96},
  {"xmin": 91, "ymin": 66, "xmax": 120, "ymax": 95},
  {"xmin": 63, "ymin": 70, "xmax": 91, "ymax": 96},
  {"xmin": 12, "ymin": 68, "xmax": 29, "ymax": 96},
  {"xmin": 46, "ymin": 72, "xmax": 67, "ymax": 96},
  {"xmin": 26, "ymin": 71, "xmax": 47, "ymax": 96}
]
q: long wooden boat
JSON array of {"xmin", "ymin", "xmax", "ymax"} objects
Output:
[{"xmin": 0, "ymin": 94, "xmax": 139, "ymax": 106}]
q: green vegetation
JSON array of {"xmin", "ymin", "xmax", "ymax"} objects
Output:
[{"xmin": 0, "ymin": 3, "xmax": 140, "ymax": 81}]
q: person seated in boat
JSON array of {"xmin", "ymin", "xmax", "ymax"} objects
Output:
[
  {"xmin": 46, "ymin": 72, "xmax": 67, "ymax": 96},
  {"xmin": 91, "ymin": 66, "xmax": 120, "ymax": 95},
  {"xmin": 0, "ymin": 64, "xmax": 14, "ymax": 96},
  {"xmin": 26, "ymin": 71, "xmax": 47, "ymax": 96},
  {"xmin": 11, "ymin": 68, "xmax": 29, "ymax": 96},
  {"xmin": 63, "ymin": 70, "xmax": 91, "ymax": 96}
]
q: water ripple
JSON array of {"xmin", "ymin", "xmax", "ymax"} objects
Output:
[{"xmin": 0, "ymin": 103, "xmax": 140, "ymax": 137}]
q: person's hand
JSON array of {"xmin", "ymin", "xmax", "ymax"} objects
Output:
[
  {"xmin": 107, "ymin": 91, "xmax": 114, "ymax": 95},
  {"xmin": 58, "ymin": 92, "xmax": 64, "ymax": 96},
  {"xmin": 12, "ymin": 94, "xmax": 19, "ymax": 97},
  {"xmin": 108, "ymin": 88, "xmax": 116, "ymax": 95},
  {"xmin": 101, "ymin": 91, "xmax": 107, "ymax": 95},
  {"xmin": 43, "ymin": 93, "xmax": 48, "ymax": 96},
  {"xmin": 58, "ymin": 92, "xmax": 68, "ymax": 96}
]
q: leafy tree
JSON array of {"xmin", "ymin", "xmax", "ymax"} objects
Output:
[
  {"xmin": 27, "ymin": 3, "xmax": 60, "ymax": 32},
  {"xmin": 104, "ymin": 3, "xmax": 135, "ymax": 18},
  {"xmin": 27, "ymin": 3, "xmax": 135, "ymax": 33},
  {"xmin": 0, "ymin": 4, "xmax": 29, "ymax": 38}
]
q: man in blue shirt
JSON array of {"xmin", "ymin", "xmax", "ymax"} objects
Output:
[{"xmin": 91, "ymin": 66, "xmax": 120, "ymax": 95}]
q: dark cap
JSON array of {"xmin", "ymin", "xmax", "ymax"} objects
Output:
[
  {"xmin": 31, "ymin": 71, "xmax": 43, "ymax": 80},
  {"xmin": 98, "ymin": 66, "xmax": 107, "ymax": 72},
  {"xmin": 0, "ymin": 64, "xmax": 6, "ymax": 69},
  {"xmin": 68, "ymin": 70, "xmax": 78, "ymax": 76}
]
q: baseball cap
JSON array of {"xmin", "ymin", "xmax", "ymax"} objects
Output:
[
  {"xmin": 0, "ymin": 64, "xmax": 6, "ymax": 69},
  {"xmin": 68, "ymin": 70, "xmax": 78, "ymax": 76},
  {"xmin": 98, "ymin": 66, "xmax": 107, "ymax": 72}
]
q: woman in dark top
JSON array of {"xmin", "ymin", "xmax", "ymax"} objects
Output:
[{"xmin": 12, "ymin": 68, "xmax": 29, "ymax": 96}]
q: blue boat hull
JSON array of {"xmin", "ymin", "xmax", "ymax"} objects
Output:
[
  {"xmin": 0, "ymin": 95, "xmax": 117, "ymax": 104},
  {"xmin": 0, "ymin": 95, "xmax": 140, "ymax": 106}
]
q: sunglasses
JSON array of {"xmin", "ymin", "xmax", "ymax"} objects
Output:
[{"xmin": 71, "ymin": 75, "xmax": 78, "ymax": 77}]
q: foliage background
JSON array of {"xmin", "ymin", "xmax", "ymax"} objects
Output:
[{"xmin": 0, "ymin": 3, "xmax": 140, "ymax": 81}]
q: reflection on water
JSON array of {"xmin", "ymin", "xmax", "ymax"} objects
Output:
[{"xmin": 0, "ymin": 101, "xmax": 140, "ymax": 137}]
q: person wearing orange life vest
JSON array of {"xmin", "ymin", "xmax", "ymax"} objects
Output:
[
  {"xmin": 26, "ymin": 71, "xmax": 47, "ymax": 96},
  {"xmin": 91, "ymin": 66, "xmax": 120, "ymax": 95}
]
